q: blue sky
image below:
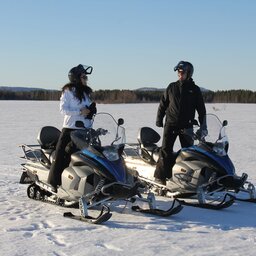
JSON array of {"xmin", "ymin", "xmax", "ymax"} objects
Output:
[{"xmin": 0, "ymin": 0, "xmax": 256, "ymax": 91}]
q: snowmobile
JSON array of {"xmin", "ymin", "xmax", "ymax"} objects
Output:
[
  {"xmin": 19, "ymin": 112, "xmax": 182, "ymax": 224},
  {"xmin": 123, "ymin": 114, "xmax": 256, "ymax": 209}
]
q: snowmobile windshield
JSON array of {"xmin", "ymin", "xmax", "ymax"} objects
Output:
[
  {"xmin": 200, "ymin": 114, "xmax": 229, "ymax": 156},
  {"xmin": 71, "ymin": 113, "xmax": 125, "ymax": 161},
  {"xmin": 70, "ymin": 113, "xmax": 125, "ymax": 151},
  {"xmin": 92, "ymin": 112, "xmax": 126, "ymax": 147}
]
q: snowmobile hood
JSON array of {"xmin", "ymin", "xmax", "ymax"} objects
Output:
[
  {"xmin": 186, "ymin": 146, "xmax": 235, "ymax": 175},
  {"xmin": 81, "ymin": 148, "xmax": 127, "ymax": 183}
]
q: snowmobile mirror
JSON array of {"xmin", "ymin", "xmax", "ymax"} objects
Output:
[
  {"xmin": 222, "ymin": 120, "xmax": 228, "ymax": 127},
  {"xmin": 75, "ymin": 121, "xmax": 85, "ymax": 128},
  {"xmin": 118, "ymin": 118, "xmax": 124, "ymax": 126}
]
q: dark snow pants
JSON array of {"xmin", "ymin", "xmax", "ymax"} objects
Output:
[
  {"xmin": 47, "ymin": 128, "xmax": 75, "ymax": 187},
  {"xmin": 154, "ymin": 123, "xmax": 193, "ymax": 181}
]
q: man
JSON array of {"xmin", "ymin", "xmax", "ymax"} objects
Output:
[{"xmin": 154, "ymin": 61, "xmax": 206, "ymax": 185}]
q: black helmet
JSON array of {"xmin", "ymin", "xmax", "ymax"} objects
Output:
[
  {"xmin": 174, "ymin": 61, "xmax": 194, "ymax": 79},
  {"xmin": 68, "ymin": 64, "xmax": 93, "ymax": 83}
]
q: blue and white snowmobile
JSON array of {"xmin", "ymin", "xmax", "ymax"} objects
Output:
[
  {"xmin": 19, "ymin": 113, "xmax": 182, "ymax": 224},
  {"xmin": 124, "ymin": 114, "xmax": 256, "ymax": 210}
]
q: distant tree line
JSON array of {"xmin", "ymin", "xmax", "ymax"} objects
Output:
[
  {"xmin": 203, "ymin": 90, "xmax": 256, "ymax": 103},
  {"xmin": 93, "ymin": 90, "xmax": 164, "ymax": 103},
  {"xmin": 0, "ymin": 88, "xmax": 256, "ymax": 103},
  {"xmin": 0, "ymin": 89, "xmax": 60, "ymax": 101}
]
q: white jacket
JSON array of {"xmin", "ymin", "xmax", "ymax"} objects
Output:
[{"xmin": 60, "ymin": 88, "xmax": 93, "ymax": 129}]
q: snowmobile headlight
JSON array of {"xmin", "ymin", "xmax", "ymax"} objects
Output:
[
  {"xmin": 213, "ymin": 142, "xmax": 227, "ymax": 156},
  {"xmin": 102, "ymin": 146, "xmax": 119, "ymax": 161}
]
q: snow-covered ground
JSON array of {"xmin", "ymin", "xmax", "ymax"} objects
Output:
[{"xmin": 0, "ymin": 101, "xmax": 256, "ymax": 256}]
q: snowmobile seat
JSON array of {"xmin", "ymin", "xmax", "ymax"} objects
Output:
[
  {"xmin": 137, "ymin": 127, "xmax": 161, "ymax": 146},
  {"xmin": 37, "ymin": 126, "xmax": 61, "ymax": 150},
  {"xmin": 137, "ymin": 127, "xmax": 161, "ymax": 163},
  {"xmin": 36, "ymin": 126, "xmax": 60, "ymax": 166}
]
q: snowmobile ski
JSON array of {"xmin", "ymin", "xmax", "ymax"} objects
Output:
[
  {"xmin": 231, "ymin": 182, "xmax": 256, "ymax": 203},
  {"xmin": 178, "ymin": 193, "xmax": 235, "ymax": 210},
  {"xmin": 131, "ymin": 199, "xmax": 183, "ymax": 216},
  {"xmin": 63, "ymin": 205, "xmax": 112, "ymax": 225},
  {"xmin": 138, "ymin": 176, "xmax": 236, "ymax": 210},
  {"xmin": 232, "ymin": 197, "xmax": 256, "ymax": 203}
]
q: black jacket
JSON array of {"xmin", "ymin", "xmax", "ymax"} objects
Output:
[{"xmin": 156, "ymin": 78, "xmax": 206, "ymax": 128}]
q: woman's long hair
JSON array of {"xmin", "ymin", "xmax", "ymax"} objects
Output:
[{"xmin": 62, "ymin": 82, "xmax": 93, "ymax": 102}]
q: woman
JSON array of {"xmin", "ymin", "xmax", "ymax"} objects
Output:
[{"xmin": 47, "ymin": 64, "xmax": 97, "ymax": 191}]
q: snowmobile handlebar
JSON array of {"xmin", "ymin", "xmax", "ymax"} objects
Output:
[
  {"xmin": 95, "ymin": 128, "xmax": 108, "ymax": 136},
  {"xmin": 181, "ymin": 126, "xmax": 208, "ymax": 142}
]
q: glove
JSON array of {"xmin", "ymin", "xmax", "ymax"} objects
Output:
[
  {"xmin": 86, "ymin": 102, "xmax": 97, "ymax": 119},
  {"xmin": 196, "ymin": 128, "xmax": 208, "ymax": 140},
  {"xmin": 156, "ymin": 120, "xmax": 163, "ymax": 127}
]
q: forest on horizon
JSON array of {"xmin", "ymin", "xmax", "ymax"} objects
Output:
[{"xmin": 0, "ymin": 87, "xmax": 256, "ymax": 103}]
